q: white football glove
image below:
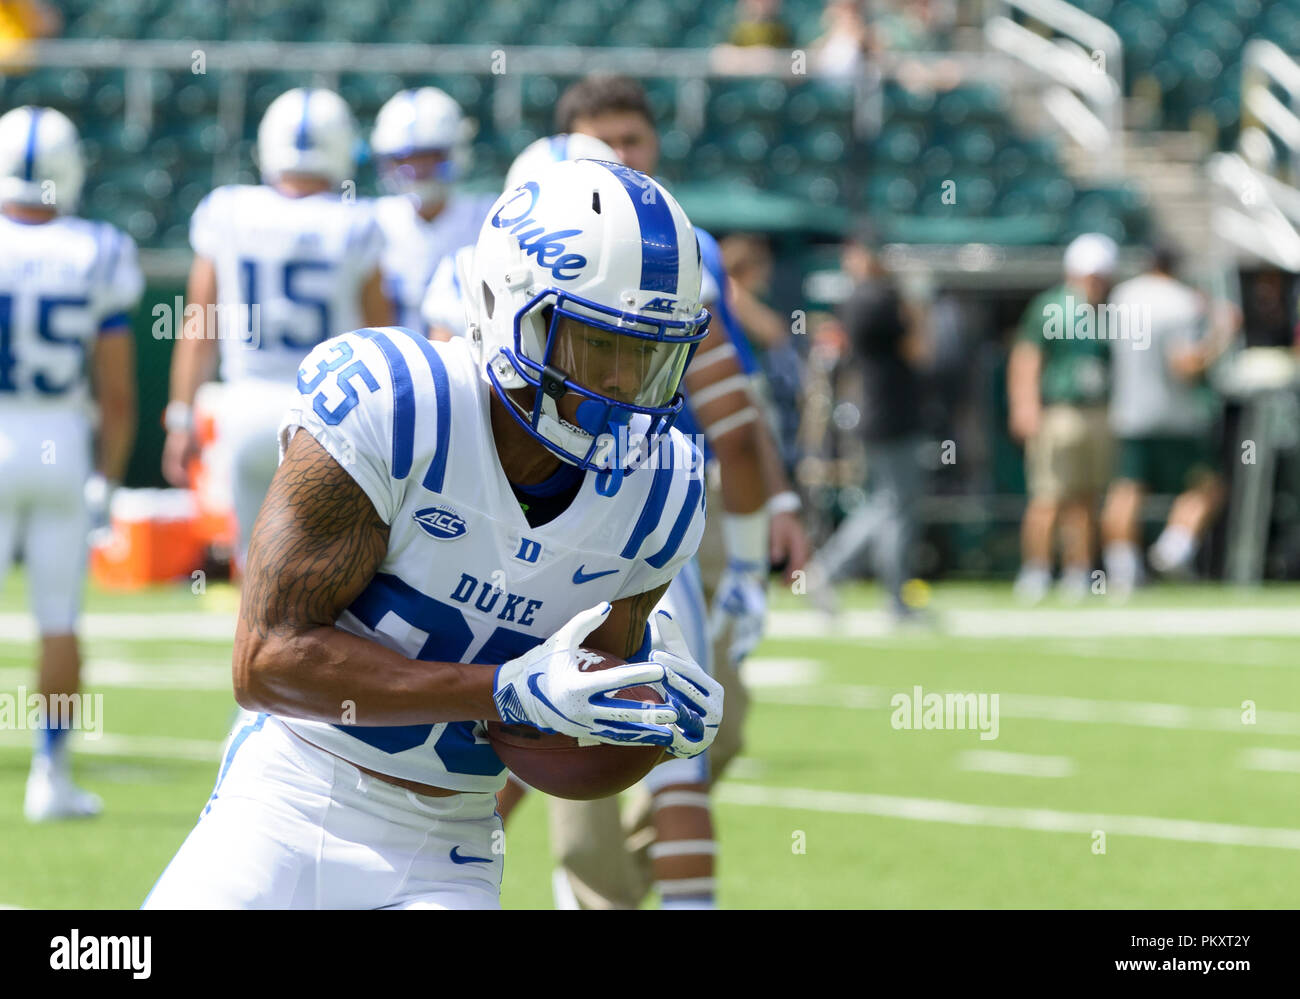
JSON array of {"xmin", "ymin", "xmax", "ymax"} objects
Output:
[
  {"xmin": 651, "ymin": 610, "xmax": 724, "ymax": 759},
  {"xmin": 709, "ymin": 559, "xmax": 768, "ymax": 666},
  {"xmin": 493, "ymin": 603, "xmax": 678, "ymax": 747}
]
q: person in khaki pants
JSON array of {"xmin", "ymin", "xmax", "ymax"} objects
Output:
[{"xmin": 1008, "ymin": 233, "xmax": 1118, "ymax": 603}]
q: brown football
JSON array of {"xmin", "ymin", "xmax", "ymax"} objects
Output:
[{"xmin": 486, "ymin": 647, "xmax": 667, "ymax": 800}]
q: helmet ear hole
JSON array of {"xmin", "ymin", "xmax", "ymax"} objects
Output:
[{"xmin": 482, "ymin": 281, "xmax": 495, "ymax": 319}]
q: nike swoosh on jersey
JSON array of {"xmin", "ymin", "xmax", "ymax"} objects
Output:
[
  {"xmin": 573, "ymin": 565, "xmax": 620, "ymax": 584},
  {"xmin": 449, "ymin": 846, "xmax": 494, "ymax": 865}
]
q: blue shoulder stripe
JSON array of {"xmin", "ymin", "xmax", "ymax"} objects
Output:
[
  {"xmin": 621, "ymin": 461, "xmax": 675, "ymax": 560},
  {"xmin": 645, "ymin": 472, "xmax": 704, "ymax": 569},
  {"xmin": 393, "ymin": 329, "xmax": 453, "ymax": 493},
  {"xmin": 356, "ymin": 327, "xmax": 416, "ymax": 480}
]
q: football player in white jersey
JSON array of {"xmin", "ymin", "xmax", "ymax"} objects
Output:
[
  {"xmin": 142, "ymin": 159, "xmax": 723, "ymax": 910},
  {"xmin": 0, "ymin": 106, "xmax": 144, "ymax": 821},
  {"xmin": 371, "ymin": 88, "xmax": 496, "ymax": 331},
  {"xmin": 160, "ymin": 87, "xmax": 392, "ymax": 568}
]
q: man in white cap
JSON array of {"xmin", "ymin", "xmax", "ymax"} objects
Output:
[{"xmin": 1008, "ymin": 233, "xmax": 1119, "ymax": 602}]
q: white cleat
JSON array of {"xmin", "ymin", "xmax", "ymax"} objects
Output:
[
  {"xmin": 1012, "ymin": 566, "xmax": 1052, "ymax": 606},
  {"xmin": 24, "ymin": 763, "xmax": 102, "ymax": 823}
]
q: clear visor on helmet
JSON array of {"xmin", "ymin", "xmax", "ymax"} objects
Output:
[{"xmin": 519, "ymin": 290, "xmax": 707, "ymax": 412}]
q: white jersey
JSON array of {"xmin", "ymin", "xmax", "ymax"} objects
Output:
[
  {"xmin": 1108, "ymin": 273, "xmax": 1211, "ymax": 437},
  {"xmin": 0, "ymin": 213, "xmax": 142, "ymax": 409},
  {"xmin": 375, "ymin": 193, "xmax": 494, "ymax": 331},
  {"xmin": 420, "ymin": 243, "xmax": 474, "ymax": 336},
  {"xmin": 190, "ymin": 184, "xmax": 384, "ymax": 384},
  {"xmin": 277, "ymin": 327, "xmax": 707, "ymax": 792}
]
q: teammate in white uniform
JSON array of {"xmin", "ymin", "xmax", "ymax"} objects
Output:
[
  {"xmin": 142, "ymin": 158, "xmax": 724, "ymax": 909},
  {"xmin": 371, "ymin": 88, "xmax": 496, "ymax": 331},
  {"xmin": 160, "ymin": 87, "xmax": 391, "ymax": 568},
  {"xmin": 421, "ymin": 132, "xmax": 618, "ymax": 342},
  {"xmin": 0, "ymin": 106, "xmax": 144, "ymax": 821}
]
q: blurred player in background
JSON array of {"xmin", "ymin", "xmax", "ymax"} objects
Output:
[
  {"xmin": 420, "ymin": 131, "xmax": 619, "ymax": 342},
  {"xmin": 1009, "ymin": 233, "xmax": 1117, "ymax": 604},
  {"xmin": 371, "ymin": 87, "xmax": 495, "ymax": 331},
  {"xmin": 1101, "ymin": 245, "xmax": 1234, "ymax": 595},
  {"xmin": 160, "ymin": 87, "xmax": 391, "ymax": 569},
  {"xmin": 0, "ymin": 106, "xmax": 143, "ymax": 820},
  {"xmin": 806, "ymin": 222, "xmax": 931, "ymax": 621},
  {"xmin": 514, "ymin": 74, "xmax": 811, "ymax": 910}
]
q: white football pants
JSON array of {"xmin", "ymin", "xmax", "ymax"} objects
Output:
[{"xmin": 143, "ymin": 711, "xmax": 505, "ymax": 909}]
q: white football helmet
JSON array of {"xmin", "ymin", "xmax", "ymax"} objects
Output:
[
  {"xmin": 371, "ymin": 87, "xmax": 470, "ymax": 206},
  {"xmin": 504, "ymin": 133, "xmax": 619, "ymax": 193},
  {"xmin": 0, "ymin": 106, "xmax": 85, "ymax": 214},
  {"xmin": 256, "ymin": 87, "xmax": 357, "ymax": 188},
  {"xmin": 466, "ymin": 158, "xmax": 709, "ymax": 473}
]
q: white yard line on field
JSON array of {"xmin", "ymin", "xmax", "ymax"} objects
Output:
[
  {"xmin": 956, "ymin": 750, "xmax": 1076, "ymax": 778},
  {"xmin": 0, "ymin": 661, "xmax": 231, "ymax": 691},
  {"xmin": 0, "ymin": 730, "xmax": 223, "ymax": 762},
  {"xmin": 0, "ymin": 612, "xmax": 237, "ymax": 643},
  {"xmin": 3, "ymin": 605, "xmax": 1298, "ymax": 646},
  {"xmin": 1239, "ymin": 748, "xmax": 1300, "ymax": 773},
  {"xmin": 755, "ymin": 685, "xmax": 1300, "ymax": 735},
  {"xmin": 2, "ymin": 728, "xmax": 1292, "ymax": 851},
  {"xmin": 715, "ymin": 782, "xmax": 1300, "ymax": 850},
  {"xmin": 767, "ymin": 607, "xmax": 1300, "ymax": 639}
]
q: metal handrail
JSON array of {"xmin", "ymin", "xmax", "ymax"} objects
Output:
[{"xmin": 984, "ymin": 0, "xmax": 1123, "ymax": 168}]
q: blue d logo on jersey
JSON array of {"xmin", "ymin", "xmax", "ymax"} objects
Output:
[
  {"xmin": 413, "ymin": 506, "xmax": 468, "ymax": 540},
  {"xmin": 491, "ymin": 182, "xmax": 588, "ymax": 280}
]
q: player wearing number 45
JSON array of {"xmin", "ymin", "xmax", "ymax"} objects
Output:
[
  {"xmin": 161, "ymin": 87, "xmax": 393, "ymax": 570},
  {"xmin": 142, "ymin": 158, "xmax": 724, "ymax": 910},
  {"xmin": 0, "ymin": 106, "xmax": 144, "ymax": 821}
]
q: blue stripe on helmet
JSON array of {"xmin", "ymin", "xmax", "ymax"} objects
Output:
[
  {"xmin": 294, "ymin": 89, "xmax": 312, "ymax": 151},
  {"xmin": 549, "ymin": 134, "xmax": 568, "ymax": 160},
  {"xmin": 593, "ymin": 160, "xmax": 679, "ymax": 294},
  {"xmin": 22, "ymin": 107, "xmax": 41, "ymax": 182}
]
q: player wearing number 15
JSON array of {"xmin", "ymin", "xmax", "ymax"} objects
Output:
[
  {"xmin": 142, "ymin": 159, "xmax": 723, "ymax": 909},
  {"xmin": 161, "ymin": 87, "xmax": 393, "ymax": 569},
  {"xmin": 0, "ymin": 106, "xmax": 144, "ymax": 821}
]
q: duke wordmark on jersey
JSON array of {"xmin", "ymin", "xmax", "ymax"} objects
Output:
[{"xmin": 267, "ymin": 326, "xmax": 706, "ymax": 792}]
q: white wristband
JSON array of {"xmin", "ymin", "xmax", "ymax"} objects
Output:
[
  {"xmin": 164, "ymin": 400, "xmax": 194, "ymax": 433},
  {"xmin": 722, "ymin": 510, "xmax": 770, "ymax": 572},
  {"xmin": 767, "ymin": 490, "xmax": 802, "ymax": 515}
]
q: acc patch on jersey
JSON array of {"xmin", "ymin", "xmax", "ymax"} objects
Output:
[{"xmin": 413, "ymin": 505, "xmax": 468, "ymax": 540}]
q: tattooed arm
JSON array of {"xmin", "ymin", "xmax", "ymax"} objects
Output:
[
  {"xmin": 232, "ymin": 429, "xmax": 499, "ymax": 725},
  {"xmin": 584, "ymin": 582, "xmax": 671, "ymax": 660}
]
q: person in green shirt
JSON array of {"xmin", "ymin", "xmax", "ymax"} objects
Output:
[{"xmin": 1008, "ymin": 233, "xmax": 1118, "ymax": 603}]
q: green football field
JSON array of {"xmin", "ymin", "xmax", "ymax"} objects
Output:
[{"xmin": 1, "ymin": 569, "xmax": 1298, "ymax": 909}]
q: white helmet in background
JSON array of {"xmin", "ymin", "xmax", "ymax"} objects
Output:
[
  {"xmin": 466, "ymin": 158, "xmax": 709, "ymax": 473},
  {"xmin": 371, "ymin": 87, "xmax": 470, "ymax": 206},
  {"xmin": 0, "ymin": 106, "xmax": 85, "ymax": 214},
  {"xmin": 257, "ymin": 87, "xmax": 357, "ymax": 188},
  {"xmin": 504, "ymin": 133, "xmax": 619, "ymax": 192}
]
